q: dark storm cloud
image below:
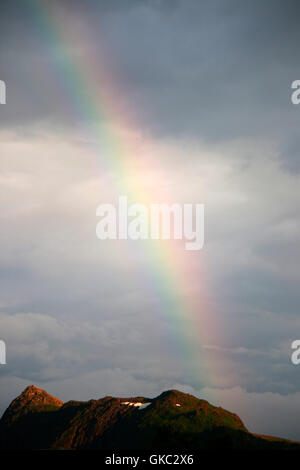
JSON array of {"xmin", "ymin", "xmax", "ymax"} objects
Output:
[
  {"xmin": 98, "ymin": 0, "xmax": 300, "ymax": 141},
  {"xmin": 1, "ymin": 0, "xmax": 300, "ymax": 149}
]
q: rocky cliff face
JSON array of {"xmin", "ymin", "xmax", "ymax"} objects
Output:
[{"xmin": 0, "ymin": 386, "xmax": 299, "ymax": 450}]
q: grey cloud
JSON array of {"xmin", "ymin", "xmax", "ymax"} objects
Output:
[
  {"xmin": 0, "ymin": 0, "xmax": 299, "ymax": 149},
  {"xmin": 280, "ymin": 132, "xmax": 300, "ymax": 174},
  {"xmin": 0, "ymin": 310, "xmax": 184, "ymax": 386}
]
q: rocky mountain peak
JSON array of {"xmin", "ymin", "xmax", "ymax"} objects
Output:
[{"xmin": 0, "ymin": 385, "xmax": 63, "ymax": 427}]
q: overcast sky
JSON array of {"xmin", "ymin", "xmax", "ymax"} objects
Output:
[{"xmin": 1, "ymin": 0, "xmax": 300, "ymax": 440}]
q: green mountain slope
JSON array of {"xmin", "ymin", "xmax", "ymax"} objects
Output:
[{"xmin": 0, "ymin": 385, "xmax": 299, "ymax": 450}]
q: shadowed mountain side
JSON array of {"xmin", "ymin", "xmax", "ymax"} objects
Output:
[{"xmin": 0, "ymin": 386, "xmax": 299, "ymax": 450}]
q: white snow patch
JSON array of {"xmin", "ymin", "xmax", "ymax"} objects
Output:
[
  {"xmin": 138, "ymin": 402, "xmax": 151, "ymax": 410},
  {"xmin": 121, "ymin": 401, "xmax": 149, "ymax": 408}
]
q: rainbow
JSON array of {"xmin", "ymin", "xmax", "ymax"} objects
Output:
[{"xmin": 23, "ymin": 0, "xmax": 223, "ymax": 389}]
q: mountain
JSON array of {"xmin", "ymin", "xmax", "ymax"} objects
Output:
[
  {"xmin": 0, "ymin": 385, "xmax": 63, "ymax": 427},
  {"xmin": 0, "ymin": 385, "xmax": 299, "ymax": 450}
]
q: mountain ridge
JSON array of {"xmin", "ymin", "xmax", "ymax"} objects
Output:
[{"xmin": 0, "ymin": 385, "xmax": 299, "ymax": 450}]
